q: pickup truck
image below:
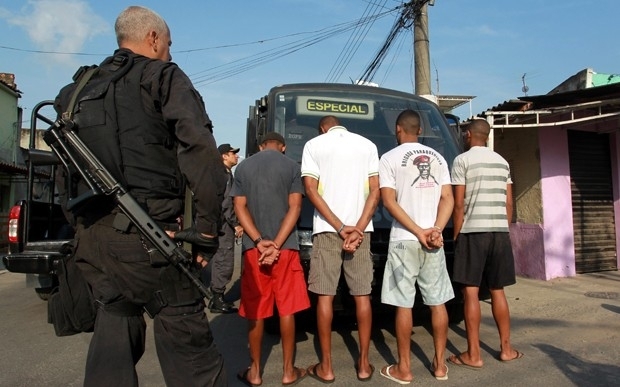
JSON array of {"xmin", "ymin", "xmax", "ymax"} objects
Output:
[{"xmin": 2, "ymin": 101, "xmax": 73, "ymax": 300}]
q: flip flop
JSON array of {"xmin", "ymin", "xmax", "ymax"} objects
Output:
[
  {"xmin": 430, "ymin": 364, "xmax": 449, "ymax": 381},
  {"xmin": 237, "ymin": 368, "xmax": 262, "ymax": 387},
  {"xmin": 446, "ymin": 354, "xmax": 483, "ymax": 370},
  {"xmin": 282, "ymin": 367, "xmax": 307, "ymax": 386},
  {"xmin": 307, "ymin": 363, "xmax": 335, "ymax": 384},
  {"xmin": 355, "ymin": 363, "xmax": 375, "ymax": 381},
  {"xmin": 379, "ymin": 364, "xmax": 411, "ymax": 385},
  {"xmin": 500, "ymin": 350, "xmax": 525, "ymax": 362}
]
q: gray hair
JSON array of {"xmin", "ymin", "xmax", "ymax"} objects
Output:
[{"xmin": 115, "ymin": 6, "xmax": 169, "ymax": 46}]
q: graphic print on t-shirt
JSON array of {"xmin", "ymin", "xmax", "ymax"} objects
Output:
[{"xmin": 407, "ymin": 154, "xmax": 439, "ymax": 188}]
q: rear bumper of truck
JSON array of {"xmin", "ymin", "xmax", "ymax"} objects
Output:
[{"xmin": 2, "ymin": 251, "xmax": 65, "ymax": 274}]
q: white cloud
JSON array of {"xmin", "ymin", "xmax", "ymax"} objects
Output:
[
  {"xmin": 6, "ymin": 0, "xmax": 109, "ymax": 65},
  {"xmin": 476, "ymin": 24, "xmax": 497, "ymax": 36}
]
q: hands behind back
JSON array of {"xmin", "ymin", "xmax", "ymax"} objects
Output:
[
  {"xmin": 257, "ymin": 239, "xmax": 280, "ymax": 266},
  {"xmin": 340, "ymin": 226, "xmax": 364, "ymax": 253}
]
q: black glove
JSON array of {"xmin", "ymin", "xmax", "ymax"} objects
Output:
[{"xmin": 174, "ymin": 227, "xmax": 219, "ymax": 249}]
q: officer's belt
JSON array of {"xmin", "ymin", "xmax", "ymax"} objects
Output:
[
  {"xmin": 95, "ymin": 298, "xmax": 143, "ymax": 317},
  {"xmin": 95, "ymin": 213, "xmax": 178, "ymax": 234}
]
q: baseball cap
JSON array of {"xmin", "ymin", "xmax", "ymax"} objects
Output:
[
  {"xmin": 260, "ymin": 132, "xmax": 286, "ymax": 145},
  {"xmin": 218, "ymin": 143, "xmax": 240, "ymax": 154}
]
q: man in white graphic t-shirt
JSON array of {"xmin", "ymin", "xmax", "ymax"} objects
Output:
[{"xmin": 378, "ymin": 109, "xmax": 454, "ymax": 383}]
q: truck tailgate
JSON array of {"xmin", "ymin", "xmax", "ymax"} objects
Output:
[{"xmin": 2, "ymin": 251, "xmax": 67, "ymax": 274}]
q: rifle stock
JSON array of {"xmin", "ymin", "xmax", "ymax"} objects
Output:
[{"xmin": 44, "ymin": 119, "xmax": 211, "ymax": 299}]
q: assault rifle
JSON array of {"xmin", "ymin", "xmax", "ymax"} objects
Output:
[{"xmin": 43, "ymin": 116, "xmax": 212, "ymax": 300}]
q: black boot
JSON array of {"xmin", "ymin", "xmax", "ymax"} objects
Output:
[{"xmin": 208, "ymin": 292, "xmax": 237, "ymax": 314}]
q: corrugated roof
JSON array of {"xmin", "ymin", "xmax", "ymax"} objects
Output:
[{"xmin": 518, "ymin": 82, "xmax": 620, "ymax": 109}]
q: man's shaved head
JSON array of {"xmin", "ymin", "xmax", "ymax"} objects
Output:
[{"xmin": 468, "ymin": 119, "xmax": 490, "ymax": 140}]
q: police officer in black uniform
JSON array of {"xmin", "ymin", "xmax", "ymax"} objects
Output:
[{"xmin": 54, "ymin": 6, "xmax": 228, "ymax": 387}]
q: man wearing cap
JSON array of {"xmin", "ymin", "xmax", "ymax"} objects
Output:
[
  {"xmin": 205, "ymin": 143, "xmax": 244, "ymax": 313},
  {"xmin": 231, "ymin": 132, "xmax": 310, "ymax": 386}
]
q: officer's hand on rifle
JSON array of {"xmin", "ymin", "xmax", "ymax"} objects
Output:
[
  {"xmin": 172, "ymin": 227, "xmax": 219, "ymax": 262},
  {"xmin": 172, "ymin": 227, "xmax": 218, "ymax": 247}
]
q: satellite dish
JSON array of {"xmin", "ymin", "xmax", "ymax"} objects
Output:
[{"xmin": 521, "ymin": 73, "xmax": 529, "ymax": 95}]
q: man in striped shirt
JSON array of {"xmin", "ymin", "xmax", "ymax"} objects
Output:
[{"xmin": 448, "ymin": 119, "xmax": 524, "ymax": 370}]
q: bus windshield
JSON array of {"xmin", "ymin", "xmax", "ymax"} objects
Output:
[{"xmin": 269, "ymin": 85, "xmax": 460, "ymax": 167}]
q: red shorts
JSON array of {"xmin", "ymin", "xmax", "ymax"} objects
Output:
[{"xmin": 239, "ymin": 248, "xmax": 310, "ymax": 320}]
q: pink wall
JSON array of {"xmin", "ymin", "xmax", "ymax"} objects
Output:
[
  {"xmin": 538, "ymin": 127, "xmax": 576, "ymax": 279},
  {"xmin": 510, "ymin": 223, "xmax": 546, "ymax": 279}
]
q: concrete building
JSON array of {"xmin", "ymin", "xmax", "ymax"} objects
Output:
[{"xmin": 0, "ymin": 73, "xmax": 24, "ymax": 247}]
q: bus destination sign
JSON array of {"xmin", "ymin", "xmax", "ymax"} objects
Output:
[{"xmin": 297, "ymin": 96, "xmax": 374, "ymax": 120}]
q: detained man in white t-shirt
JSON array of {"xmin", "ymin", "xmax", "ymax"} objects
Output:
[
  {"xmin": 378, "ymin": 109, "xmax": 455, "ymax": 384},
  {"xmin": 301, "ymin": 115, "xmax": 379, "ymax": 383}
]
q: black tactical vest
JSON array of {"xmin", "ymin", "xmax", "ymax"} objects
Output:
[{"xmin": 55, "ymin": 50, "xmax": 184, "ymax": 215}]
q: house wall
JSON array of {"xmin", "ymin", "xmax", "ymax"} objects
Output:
[
  {"xmin": 539, "ymin": 127, "xmax": 576, "ymax": 279},
  {"xmin": 0, "ymin": 83, "xmax": 19, "ymax": 163},
  {"xmin": 495, "ymin": 127, "xmax": 547, "ymax": 279},
  {"xmin": 495, "ymin": 127, "xmax": 543, "ymax": 223},
  {"xmin": 0, "ymin": 82, "xmax": 20, "ymax": 248}
]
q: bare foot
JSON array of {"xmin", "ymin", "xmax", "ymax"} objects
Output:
[
  {"xmin": 380, "ymin": 364, "xmax": 413, "ymax": 384},
  {"xmin": 282, "ymin": 366, "xmax": 306, "ymax": 385},
  {"xmin": 431, "ymin": 362, "xmax": 448, "ymax": 380},
  {"xmin": 447, "ymin": 353, "xmax": 483, "ymax": 369},
  {"xmin": 500, "ymin": 349, "xmax": 524, "ymax": 362},
  {"xmin": 237, "ymin": 367, "xmax": 261, "ymax": 386}
]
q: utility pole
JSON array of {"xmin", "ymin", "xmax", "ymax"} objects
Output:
[{"xmin": 414, "ymin": 2, "xmax": 432, "ymax": 97}]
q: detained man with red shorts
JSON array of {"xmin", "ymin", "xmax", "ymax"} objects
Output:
[
  {"xmin": 231, "ymin": 132, "xmax": 310, "ymax": 386},
  {"xmin": 239, "ymin": 248, "xmax": 308, "ymax": 322}
]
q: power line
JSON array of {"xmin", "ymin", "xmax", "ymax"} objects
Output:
[
  {"xmin": 0, "ymin": 44, "xmax": 105, "ymax": 56},
  {"xmin": 2, "ymin": 3, "xmax": 408, "ymax": 87},
  {"xmin": 325, "ymin": 0, "xmax": 388, "ymax": 83},
  {"xmin": 357, "ymin": 0, "xmax": 431, "ymax": 85},
  {"xmin": 190, "ymin": 7, "xmax": 399, "ymax": 86}
]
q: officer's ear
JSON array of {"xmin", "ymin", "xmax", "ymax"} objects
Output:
[{"xmin": 147, "ymin": 30, "xmax": 158, "ymax": 50}]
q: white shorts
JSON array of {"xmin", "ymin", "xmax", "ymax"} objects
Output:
[{"xmin": 381, "ymin": 240, "xmax": 454, "ymax": 308}]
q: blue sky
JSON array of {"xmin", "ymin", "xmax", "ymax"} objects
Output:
[{"xmin": 1, "ymin": 0, "xmax": 619, "ymax": 156}]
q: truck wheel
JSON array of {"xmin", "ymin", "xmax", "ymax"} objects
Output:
[{"xmin": 35, "ymin": 287, "xmax": 53, "ymax": 301}]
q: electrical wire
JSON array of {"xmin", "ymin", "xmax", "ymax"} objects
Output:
[
  {"xmin": 190, "ymin": 7, "xmax": 399, "ymax": 86},
  {"xmin": 1, "ymin": 2, "xmax": 413, "ymax": 88},
  {"xmin": 357, "ymin": 0, "xmax": 430, "ymax": 85},
  {"xmin": 324, "ymin": 0, "xmax": 388, "ymax": 83},
  {"xmin": 378, "ymin": 29, "xmax": 407, "ymax": 86}
]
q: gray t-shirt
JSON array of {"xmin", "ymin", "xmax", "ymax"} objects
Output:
[{"xmin": 231, "ymin": 149, "xmax": 304, "ymax": 252}]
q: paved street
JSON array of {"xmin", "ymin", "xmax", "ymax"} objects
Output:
[{"xmin": 1, "ymin": 263, "xmax": 619, "ymax": 386}]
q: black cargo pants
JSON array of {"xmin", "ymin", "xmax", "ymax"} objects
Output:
[
  {"xmin": 209, "ymin": 222, "xmax": 236, "ymax": 294},
  {"xmin": 74, "ymin": 216, "xmax": 227, "ymax": 387}
]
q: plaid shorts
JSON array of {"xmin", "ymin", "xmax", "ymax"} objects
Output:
[{"xmin": 307, "ymin": 232, "xmax": 373, "ymax": 296}]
